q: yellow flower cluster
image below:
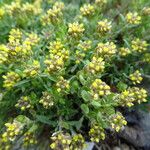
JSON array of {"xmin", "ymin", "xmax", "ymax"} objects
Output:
[
  {"xmin": 56, "ymin": 76, "xmax": 70, "ymax": 93},
  {"xmin": 119, "ymin": 47, "xmax": 131, "ymax": 56},
  {"xmin": 2, "ymin": 71, "xmax": 20, "ymax": 89},
  {"xmin": 0, "ymin": 44, "xmax": 9, "ymax": 64},
  {"xmin": 68, "ymin": 22, "xmax": 85, "ymax": 38},
  {"xmin": 49, "ymin": 40, "xmax": 69, "ymax": 60},
  {"xmin": 44, "ymin": 56, "xmax": 64, "ymax": 74},
  {"xmin": 97, "ymin": 19, "xmax": 112, "ymax": 34},
  {"xmin": 9, "ymin": 28, "xmax": 22, "ymax": 42},
  {"xmin": 119, "ymin": 90, "xmax": 135, "ymax": 107},
  {"xmin": 70, "ymin": 134, "xmax": 86, "ymax": 150},
  {"xmin": 119, "ymin": 87, "xmax": 147, "ymax": 107},
  {"xmin": 4, "ymin": 1, "xmax": 41, "ymax": 17},
  {"xmin": 1, "ymin": 121, "xmax": 23, "ymax": 143},
  {"xmin": 129, "ymin": 70, "xmax": 143, "ymax": 85},
  {"xmin": 25, "ymin": 33, "xmax": 40, "ymax": 46},
  {"xmin": 90, "ymin": 79, "xmax": 111, "ymax": 100},
  {"xmin": 142, "ymin": 7, "xmax": 150, "ymax": 15},
  {"xmin": 0, "ymin": 8, "xmax": 5, "ymax": 19},
  {"xmin": 143, "ymin": 53, "xmax": 150, "ymax": 63},
  {"xmin": 50, "ymin": 132, "xmax": 71, "ymax": 150},
  {"xmin": 15, "ymin": 96, "xmax": 32, "ymax": 111},
  {"xmin": 96, "ymin": 42, "xmax": 117, "ymax": 59},
  {"xmin": 126, "ymin": 12, "xmax": 141, "ymax": 25},
  {"xmin": 80, "ymin": 4, "xmax": 95, "ymax": 17},
  {"xmin": 95, "ymin": 0, "xmax": 107, "ymax": 5},
  {"xmin": 129, "ymin": 87, "xmax": 147, "ymax": 104},
  {"xmin": 41, "ymin": 2, "xmax": 64, "ymax": 25},
  {"xmin": 77, "ymin": 40, "xmax": 92, "ymax": 51},
  {"xmin": 23, "ymin": 131, "xmax": 37, "ymax": 147},
  {"xmin": 110, "ymin": 112, "xmax": 127, "ymax": 132},
  {"xmin": 23, "ymin": 60, "xmax": 40, "ymax": 77},
  {"xmin": 89, "ymin": 125, "xmax": 105, "ymax": 143},
  {"xmin": 39, "ymin": 91, "xmax": 54, "ymax": 109},
  {"xmin": 86, "ymin": 56, "xmax": 105, "ymax": 74},
  {"xmin": 131, "ymin": 38, "xmax": 148, "ymax": 53}
]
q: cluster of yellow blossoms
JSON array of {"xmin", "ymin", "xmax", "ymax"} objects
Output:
[
  {"xmin": 23, "ymin": 131, "xmax": 37, "ymax": 147},
  {"xmin": 77, "ymin": 40, "xmax": 92, "ymax": 51},
  {"xmin": 86, "ymin": 56, "xmax": 105, "ymax": 74},
  {"xmin": 2, "ymin": 71, "xmax": 20, "ymax": 89},
  {"xmin": 45, "ymin": 40, "xmax": 69, "ymax": 74},
  {"xmin": 125, "ymin": 12, "xmax": 141, "ymax": 25},
  {"xmin": 95, "ymin": 0, "xmax": 107, "ymax": 5},
  {"xmin": 4, "ymin": 1, "xmax": 41, "ymax": 17},
  {"xmin": 90, "ymin": 79, "xmax": 111, "ymax": 100},
  {"xmin": 41, "ymin": 2, "xmax": 64, "ymax": 25},
  {"xmin": 110, "ymin": 112, "xmax": 127, "ymax": 132},
  {"xmin": 15, "ymin": 96, "xmax": 32, "ymax": 111},
  {"xmin": 96, "ymin": 42, "xmax": 117, "ymax": 59},
  {"xmin": 56, "ymin": 76, "xmax": 70, "ymax": 93},
  {"xmin": 129, "ymin": 70, "xmax": 143, "ymax": 85},
  {"xmin": 131, "ymin": 38, "xmax": 148, "ymax": 53},
  {"xmin": 97, "ymin": 19, "xmax": 112, "ymax": 34},
  {"xmin": 39, "ymin": 91, "xmax": 54, "ymax": 109},
  {"xmin": 118, "ymin": 87, "xmax": 147, "ymax": 107},
  {"xmin": 89, "ymin": 125, "xmax": 105, "ymax": 142},
  {"xmin": 119, "ymin": 47, "xmax": 131, "ymax": 57},
  {"xmin": 1, "ymin": 120, "xmax": 23, "ymax": 148},
  {"xmin": 143, "ymin": 53, "xmax": 150, "ymax": 63},
  {"xmin": 50, "ymin": 132, "xmax": 71, "ymax": 150},
  {"xmin": 0, "ymin": 45, "xmax": 9, "ymax": 64},
  {"xmin": 23, "ymin": 60, "xmax": 40, "ymax": 78},
  {"xmin": 70, "ymin": 134, "xmax": 86, "ymax": 150},
  {"xmin": 68, "ymin": 22, "xmax": 85, "ymax": 38},
  {"xmin": 142, "ymin": 7, "xmax": 150, "ymax": 15},
  {"xmin": 80, "ymin": 4, "xmax": 95, "ymax": 17},
  {"xmin": 50, "ymin": 132, "xmax": 86, "ymax": 150}
]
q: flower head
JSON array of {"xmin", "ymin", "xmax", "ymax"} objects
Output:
[
  {"xmin": 126, "ymin": 12, "xmax": 141, "ymax": 25},
  {"xmin": 80, "ymin": 4, "xmax": 95, "ymax": 17}
]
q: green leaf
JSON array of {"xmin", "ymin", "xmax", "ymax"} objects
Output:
[
  {"xmin": 117, "ymin": 81, "xmax": 128, "ymax": 92},
  {"xmin": 14, "ymin": 79, "xmax": 30, "ymax": 87},
  {"xmin": 81, "ymin": 104, "xmax": 89, "ymax": 114},
  {"xmin": 81, "ymin": 90, "xmax": 91, "ymax": 102},
  {"xmin": 91, "ymin": 101, "xmax": 101, "ymax": 108},
  {"xmin": 79, "ymin": 74, "xmax": 86, "ymax": 85}
]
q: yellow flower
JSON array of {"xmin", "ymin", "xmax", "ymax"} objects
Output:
[
  {"xmin": 97, "ymin": 19, "xmax": 112, "ymax": 33},
  {"xmin": 23, "ymin": 131, "xmax": 37, "ymax": 147},
  {"xmin": 129, "ymin": 70, "xmax": 143, "ymax": 85},
  {"xmin": 95, "ymin": 0, "xmax": 107, "ymax": 5},
  {"xmin": 142, "ymin": 7, "xmax": 150, "ymax": 15},
  {"xmin": 68, "ymin": 22, "xmax": 85, "ymax": 38},
  {"xmin": 90, "ymin": 79, "xmax": 111, "ymax": 99},
  {"xmin": 50, "ymin": 132, "xmax": 71, "ymax": 150},
  {"xmin": 70, "ymin": 134, "xmax": 86, "ymax": 150},
  {"xmin": 131, "ymin": 38, "xmax": 148, "ymax": 53},
  {"xmin": 126, "ymin": 12, "xmax": 141, "ymax": 25},
  {"xmin": 119, "ymin": 90, "xmax": 135, "ymax": 107},
  {"xmin": 78, "ymin": 40, "xmax": 92, "ymax": 51},
  {"xmin": 119, "ymin": 47, "xmax": 131, "ymax": 56},
  {"xmin": 89, "ymin": 125, "xmax": 105, "ymax": 143},
  {"xmin": 39, "ymin": 91, "xmax": 54, "ymax": 109},
  {"xmin": 9, "ymin": 28, "xmax": 22, "ymax": 42},
  {"xmin": 25, "ymin": 33, "xmax": 40, "ymax": 46},
  {"xmin": 75, "ymin": 50, "xmax": 86, "ymax": 64},
  {"xmin": 129, "ymin": 87, "xmax": 147, "ymax": 104},
  {"xmin": 80, "ymin": 4, "xmax": 95, "ymax": 16},
  {"xmin": 3, "ymin": 71, "xmax": 20, "ymax": 89},
  {"xmin": 86, "ymin": 56, "xmax": 105, "ymax": 74},
  {"xmin": 142, "ymin": 53, "xmax": 150, "ymax": 63},
  {"xmin": 96, "ymin": 42, "xmax": 117, "ymax": 59},
  {"xmin": 53, "ymin": 1, "xmax": 65, "ymax": 10},
  {"xmin": 23, "ymin": 60, "xmax": 40, "ymax": 77},
  {"xmin": 56, "ymin": 76, "xmax": 70, "ymax": 93},
  {"xmin": 15, "ymin": 96, "xmax": 32, "ymax": 111},
  {"xmin": 110, "ymin": 112, "xmax": 127, "ymax": 132},
  {"xmin": 0, "ymin": 44, "xmax": 9, "ymax": 64}
]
